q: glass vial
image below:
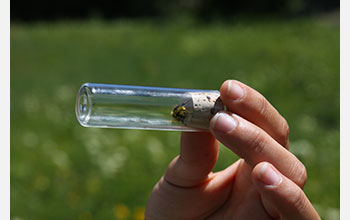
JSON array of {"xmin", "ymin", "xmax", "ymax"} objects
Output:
[{"xmin": 75, "ymin": 83, "xmax": 225, "ymax": 132}]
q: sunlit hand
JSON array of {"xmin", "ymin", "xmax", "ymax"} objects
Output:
[{"xmin": 145, "ymin": 80, "xmax": 320, "ymax": 220}]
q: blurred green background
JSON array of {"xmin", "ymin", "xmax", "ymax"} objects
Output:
[{"xmin": 11, "ymin": 12, "xmax": 339, "ymax": 220}]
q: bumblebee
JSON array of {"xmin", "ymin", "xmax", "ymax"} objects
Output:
[{"xmin": 171, "ymin": 104, "xmax": 190, "ymax": 123}]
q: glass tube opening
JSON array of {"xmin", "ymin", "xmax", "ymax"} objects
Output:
[{"xmin": 75, "ymin": 85, "xmax": 92, "ymax": 126}]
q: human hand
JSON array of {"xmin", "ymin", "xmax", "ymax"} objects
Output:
[{"xmin": 145, "ymin": 80, "xmax": 320, "ymax": 220}]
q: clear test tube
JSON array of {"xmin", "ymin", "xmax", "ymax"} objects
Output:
[{"xmin": 75, "ymin": 83, "xmax": 225, "ymax": 132}]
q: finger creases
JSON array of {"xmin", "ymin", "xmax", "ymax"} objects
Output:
[
  {"xmin": 220, "ymin": 80, "xmax": 290, "ymax": 148},
  {"xmin": 210, "ymin": 112, "xmax": 307, "ymax": 188}
]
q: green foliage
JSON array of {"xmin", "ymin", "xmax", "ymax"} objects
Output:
[{"xmin": 11, "ymin": 16, "xmax": 339, "ymax": 220}]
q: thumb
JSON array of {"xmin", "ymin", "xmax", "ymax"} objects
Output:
[{"xmin": 251, "ymin": 162, "xmax": 320, "ymax": 220}]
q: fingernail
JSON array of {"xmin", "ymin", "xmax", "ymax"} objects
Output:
[
  {"xmin": 226, "ymin": 80, "xmax": 244, "ymax": 101},
  {"xmin": 259, "ymin": 163, "xmax": 282, "ymax": 187},
  {"xmin": 211, "ymin": 112, "xmax": 237, "ymax": 133}
]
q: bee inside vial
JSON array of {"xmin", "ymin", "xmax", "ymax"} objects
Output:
[{"xmin": 171, "ymin": 102, "xmax": 190, "ymax": 124}]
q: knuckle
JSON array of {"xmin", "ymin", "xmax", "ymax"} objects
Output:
[
  {"xmin": 257, "ymin": 95, "xmax": 291, "ymax": 148},
  {"xmin": 299, "ymin": 164, "xmax": 308, "ymax": 187},
  {"xmin": 258, "ymin": 96, "xmax": 269, "ymax": 119},
  {"xmin": 289, "ymin": 161, "xmax": 308, "ymax": 187},
  {"xmin": 279, "ymin": 117, "xmax": 290, "ymax": 147},
  {"xmin": 248, "ymin": 129, "xmax": 267, "ymax": 156},
  {"xmin": 281, "ymin": 117, "xmax": 290, "ymax": 139}
]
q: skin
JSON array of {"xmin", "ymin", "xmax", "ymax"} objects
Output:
[{"xmin": 145, "ymin": 80, "xmax": 321, "ymax": 220}]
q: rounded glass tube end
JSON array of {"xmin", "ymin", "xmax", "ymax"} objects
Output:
[{"xmin": 75, "ymin": 84, "xmax": 92, "ymax": 127}]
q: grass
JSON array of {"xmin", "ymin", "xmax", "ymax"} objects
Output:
[{"xmin": 11, "ymin": 16, "xmax": 339, "ymax": 220}]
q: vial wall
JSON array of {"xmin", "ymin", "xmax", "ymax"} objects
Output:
[{"xmin": 75, "ymin": 83, "xmax": 224, "ymax": 131}]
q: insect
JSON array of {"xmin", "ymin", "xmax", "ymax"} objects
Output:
[{"xmin": 171, "ymin": 102, "xmax": 190, "ymax": 123}]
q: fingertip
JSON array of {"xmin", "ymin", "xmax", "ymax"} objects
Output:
[
  {"xmin": 220, "ymin": 79, "xmax": 232, "ymax": 94},
  {"xmin": 252, "ymin": 162, "xmax": 282, "ymax": 188},
  {"xmin": 219, "ymin": 80, "xmax": 233, "ymax": 100},
  {"xmin": 209, "ymin": 111, "xmax": 238, "ymax": 134},
  {"xmin": 220, "ymin": 80, "xmax": 244, "ymax": 103},
  {"xmin": 251, "ymin": 162, "xmax": 266, "ymax": 184}
]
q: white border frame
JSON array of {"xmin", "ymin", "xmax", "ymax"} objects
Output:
[
  {"xmin": 340, "ymin": 0, "xmax": 349, "ymax": 219},
  {"xmin": 1, "ymin": 0, "xmax": 10, "ymax": 218}
]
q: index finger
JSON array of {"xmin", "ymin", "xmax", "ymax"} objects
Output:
[{"xmin": 220, "ymin": 80, "xmax": 290, "ymax": 148}]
